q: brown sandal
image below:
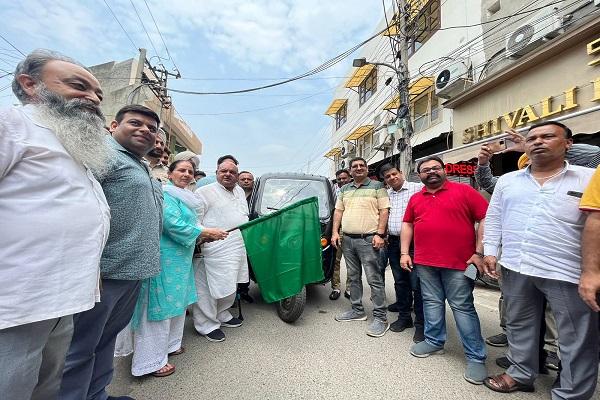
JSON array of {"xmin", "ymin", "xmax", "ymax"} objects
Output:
[
  {"xmin": 484, "ymin": 373, "xmax": 534, "ymax": 393},
  {"xmin": 151, "ymin": 363, "xmax": 175, "ymax": 377},
  {"xmin": 168, "ymin": 347, "xmax": 185, "ymax": 356}
]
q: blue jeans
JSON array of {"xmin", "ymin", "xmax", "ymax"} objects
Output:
[
  {"xmin": 416, "ymin": 265, "xmax": 486, "ymax": 362},
  {"xmin": 343, "ymin": 234, "xmax": 387, "ymax": 321},
  {"xmin": 382, "ymin": 236, "xmax": 423, "ymax": 327}
]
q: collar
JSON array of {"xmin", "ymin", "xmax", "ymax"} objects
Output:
[
  {"xmin": 420, "ymin": 180, "xmax": 450, "ymax": 194},
  {"xmin": 519, "ymin": 160, "xmax": 570, "ymax": 176},
  {"xmin": 351, "ymin": 178, "xmax": 372, "ymax": 188},
  {"xmin": 21, "ymin": 104, "xmax": 50, "ymax": 129},
  {"xmin": 389, "ymin": 180, "xmax": 410, "ymax": 193}
]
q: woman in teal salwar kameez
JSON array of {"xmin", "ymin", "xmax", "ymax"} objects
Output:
[{"xmin": 130, "ymin": 160, "xmax": 227, "ymax": 377}]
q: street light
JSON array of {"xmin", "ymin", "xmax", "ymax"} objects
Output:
[{"xmin": 352, "ymin": 57, "xmax": 414, "ymax": 171}]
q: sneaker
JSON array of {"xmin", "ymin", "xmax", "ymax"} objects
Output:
[
  {"xmin": 464, "ymin": 361, "xmax": 487, "ymax": 385},
  {"xmin": 204, "ymin": 328, "xmax": 225, "ymax": 342},
  {"xmin": 410, "ymin": 341, "xmax": 444, "ymax": 358},
  {"xmin": 495, "ymin": 355, "xmax": 511, "ymax": 369},
  {"xmin": 390, "ymin": 319, "xmax": 413, "ymax": 332},
  {"xmin": 388, "ymin": 303, "xmax": 400, "ymax": 312},
  {"xmin": 343, "ymin": 290, "xmax": 351, "ymax": 299},
  {"xmin": 329, "ymin": 289, "xmax": 341, "ymax": 300},
  {"xmin": 485, "ymin": 332, "xmax": 508, "ymax": 347},
  {"xmin": 544, "ymin": 351, "xmax": 560, "ymax": 371},
  {"xmin": 335, "ymin": 309, "xmax": 367, "ymax": 322},
  {"xmin": 366, "ymin": 319, "xmax": 390, "ymax": 337},
  {"xmin": 413, "ymin": 326, "xmax": 425, "ymax": 343},
  {"xmin": 222, "ymin": 317, "xmax": 243, "ymax": 328}
]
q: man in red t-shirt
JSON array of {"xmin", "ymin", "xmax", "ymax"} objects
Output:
[{"xmin": 400, "ymin": 156, "xmax": 488, "ymax": 385}]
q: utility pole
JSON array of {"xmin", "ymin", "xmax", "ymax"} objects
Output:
[{"xmin": 395, "ymin": 0, "xmax": 414, "ymax": 175}]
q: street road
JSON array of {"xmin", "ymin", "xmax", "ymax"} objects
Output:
[{"xmin": 109, "ymin": 267, "xmax": 599, "ymax": 399}]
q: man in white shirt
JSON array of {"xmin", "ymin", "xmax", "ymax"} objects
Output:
[
  {"xmin": 379, "ymin": 164, "xmax": 425, "ymax": 343},
  {"xmin": 192, "ymin": 156, "xmax": 249, "ymax": 342},
  {"xmin": 482, "ymin": 121, "xmax": 598, "ymax": 399},
  {"xmin": 0, "ymin": 49, "xmax": 110, "ymax": 400}
]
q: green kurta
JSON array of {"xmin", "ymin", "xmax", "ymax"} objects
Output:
[{"xmin": 146, "ymin": 191, "xmax": 201, "ymax": 321}]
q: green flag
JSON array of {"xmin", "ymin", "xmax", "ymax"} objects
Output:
[{"xmin": 239, "ymin": 196, "xmax": 324, "ymax": 303}]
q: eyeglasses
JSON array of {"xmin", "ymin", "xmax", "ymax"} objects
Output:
[{"xmin": 419, "ymin": 166, "xmax": 443, "ymax": 174}]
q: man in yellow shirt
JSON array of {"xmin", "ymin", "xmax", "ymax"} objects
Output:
[{"xmin": 580, "ymin": 166, "xmax": 600, "ymax": 312}]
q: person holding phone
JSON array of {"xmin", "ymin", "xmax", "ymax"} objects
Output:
[
  {"xmin": 482, "ymin": 121, "xmax": 597, "ymax": 398},
  {"xmin": 400, "ymin": 156, "xmax": 488, "ymax": 385}
]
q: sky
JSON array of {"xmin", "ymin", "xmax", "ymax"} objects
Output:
[{"xmin": 0, "ymin": 0, "xmax": 384, "ymax": 176}]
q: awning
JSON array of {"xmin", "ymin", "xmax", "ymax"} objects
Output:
[
  {"xmin": 409, "ymin": 77, "xmax": 434, "ymax": 99},
  {"xmin": 346, "ymin": 125, "xmax": 373, "ymax": 141},
  {"xmin": 383, "ymin": 24, "xmax": 399, "ymax": 36},
  {"xmin": 345, "ymin": 64, "xmax": 375, "ymax": 88},
  {"xmin": 383, "ymin": 95, "xmax": 400, "ymax": 111},
  {"xmin": 324, "ymin": 147, "xmax": 342, "ymax": 158},
  {"xmin": 410, "ymin": 130, "xmax": 444, "ymax": 147},
  {"xmin": 324, "ymin": 99, "xmax": 348, "ymax": 116}
]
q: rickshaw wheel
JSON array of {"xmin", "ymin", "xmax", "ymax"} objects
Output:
[{"xmin": 276, "ymin": 286, "xmax": 306, "ymax": 323}]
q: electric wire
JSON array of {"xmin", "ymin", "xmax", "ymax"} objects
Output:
[
  {"xmin": 129, "ymin": 0, "xmax": 164, "ymax": 61},
  {"xmin": 102, "ymin": 0, "xmax": 139, "ymax": 52},
  {"xmin": 0, "ymin": 33, "xmax": 24, "ymax": 56},
  {"xmin": 142, "ymin": 0, "xmax": 180, "ymax": 75}
]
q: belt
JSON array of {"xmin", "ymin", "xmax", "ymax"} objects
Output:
[{"xmin": 343, "ymin": 233, "xmax": 375, "ymax": 239}]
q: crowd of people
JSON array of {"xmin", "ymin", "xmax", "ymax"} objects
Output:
[
  {"xmin": 1, "ymin": 48, "xmax": 600, "ymax": 400},
  {"xmin": 0, "ymin": 49, "xmax": 253, "ymax": 400},
  {"xmin": 329, "ymin": 124, "xmax": 600, "ymax": 398}
]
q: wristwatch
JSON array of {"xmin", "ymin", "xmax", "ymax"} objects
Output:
[{"xmin": 374, "ymin": 232, "xmax": 386, "ymax": 239}]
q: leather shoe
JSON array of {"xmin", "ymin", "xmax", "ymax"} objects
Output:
[
  {"xmin": 390, "ymin": 319, "xmax": 413, "ymax": 332},
  {"xmin": 343, "ymin": 290, "xmax": 350, "ymax": 299},
  {"xmin": 329, "ymin": 290, "xmax": 341, "ymax": 300}
]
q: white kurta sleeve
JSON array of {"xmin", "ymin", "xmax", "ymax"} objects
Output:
[{"xmin": 0, "ymin": 114, "xmax": 25, "ymax": 180}]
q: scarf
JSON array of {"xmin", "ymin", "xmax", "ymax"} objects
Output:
[{"xmin": 163, "ymin": 181, "xmax": 203, "ymax": 213}]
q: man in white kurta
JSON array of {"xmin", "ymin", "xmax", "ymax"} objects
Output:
[{"xmin": 193, "ymin": 159, "xmax": 249, "ymax": 341}]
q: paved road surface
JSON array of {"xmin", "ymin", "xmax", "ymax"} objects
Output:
[{"xmin": 109, "ymin": 267, "xmax": 599, "ymax": 399}]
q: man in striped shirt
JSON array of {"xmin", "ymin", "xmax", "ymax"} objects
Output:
[
  {"xmin": 332, "ymin": 157, "xmax": 390, "ymax": 337},
  {"xmin": 380, "ymin": 164, "xmax": 425, "ymax": 343}
]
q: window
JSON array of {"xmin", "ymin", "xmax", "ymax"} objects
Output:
[
  {"xmin": 335, "ymin": 103, "xmax": 347, "ymax": 129},
  {"xmin": 411, "ymin": 88, "xmax": 441, "ymax": 133},
  {"xmin": 357, "ymin": 132, "xmax": 373, "ymax": 158},
  {"xmin": 406, "ymin": 0, "xmax": 440, "ymax": 57},
  {"xmin": 358, "ymin": 68, "xmax": 377, "ymax": 106}
]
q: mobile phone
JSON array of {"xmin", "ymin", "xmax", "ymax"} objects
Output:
[{"xmin": 464, "ymin": 263, "xmax": 479, "ymax": 281}]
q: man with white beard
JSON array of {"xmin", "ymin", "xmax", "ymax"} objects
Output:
[{"xmin": 0, "ymin": 49, "xmax": 111, "ymax": 400}]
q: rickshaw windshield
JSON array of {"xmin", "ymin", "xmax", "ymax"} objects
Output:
[{"xmin": 259, "ymin": 178, "xmax": 330, "ymax": 219}]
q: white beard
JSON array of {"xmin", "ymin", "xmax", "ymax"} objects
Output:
[{"xmin": 33, "ymin": 85, "xmax": 113, "ymax": 179}]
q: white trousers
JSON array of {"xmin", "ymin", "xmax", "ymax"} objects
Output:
[
  {"xmin": 192, "ymin": 259, "xmax": 235, "ymax": 334},
  {"xmin": 114, "ymin": 300, "xmax": 186, "ymax": 376}
]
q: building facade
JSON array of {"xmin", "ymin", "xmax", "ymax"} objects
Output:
[
  {"xmin": 423, "ymin": 1, "xmax": 600, "ymax": 177},
  {"xmin": 323, "ymin": 0, "xmax": 485, "ymax": 182},
  {"xmin": 89, "ymin": 50, "xmax": 202, "ymax": 157}
]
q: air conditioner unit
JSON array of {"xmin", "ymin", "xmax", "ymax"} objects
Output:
[
  {"xmin": 434, "ymin": 62, "xmax": 471, "ymax": 99},
  {"xmin": 340, "ymin": 142, "xmax": 356, "ymax": 158},
  {"xmin": 505, "ymin": 6, "xmax": 564, "ymax": 59},
  {"xmin": 373, "ymin": 132, "xmax": 394, "ymax": 151}
]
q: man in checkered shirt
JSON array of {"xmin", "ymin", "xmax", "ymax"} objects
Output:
[{"xmin": 380, "ymin": 163, "xmax": 425, "ymax": 343}]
